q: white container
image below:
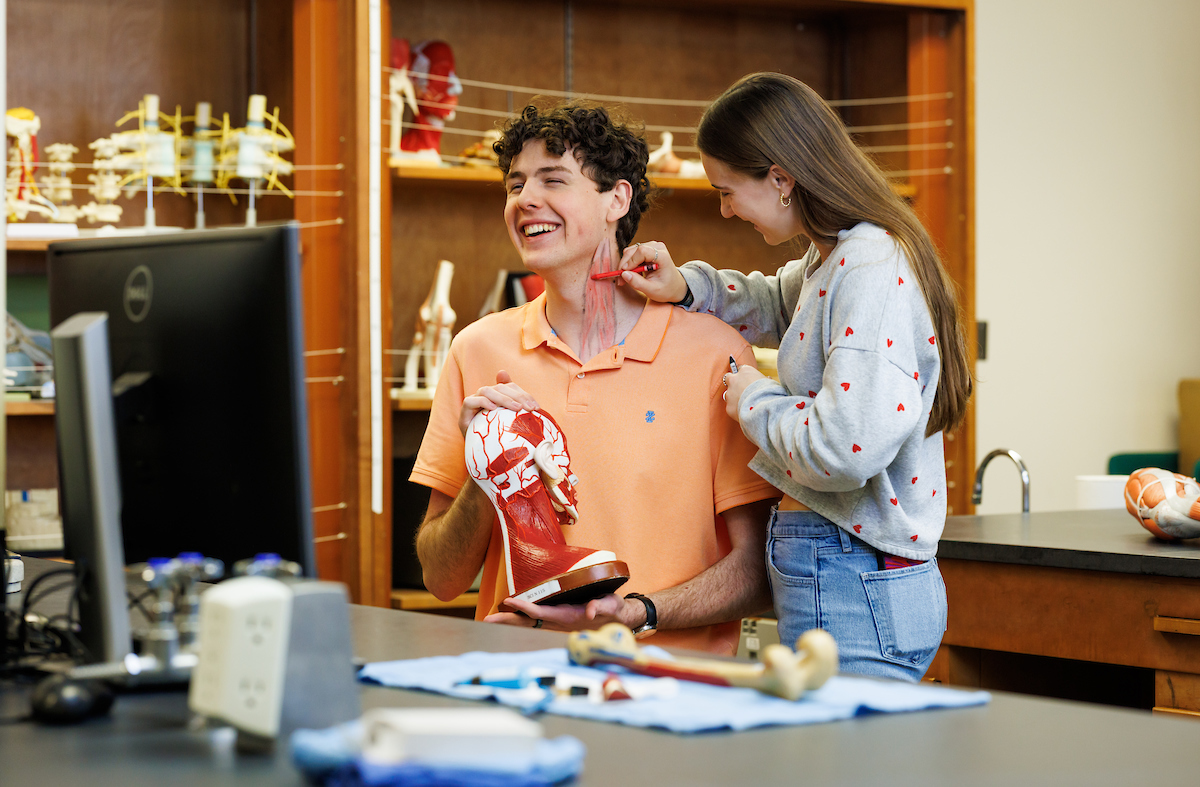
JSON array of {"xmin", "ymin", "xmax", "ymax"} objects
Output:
[
  {"xmin": 1075, "ymin": 475, "xmax": 1130, "ymax": 510},
  {"xmin": 361, "ymin": 707, "xmax": 542, "ymax": 767}
]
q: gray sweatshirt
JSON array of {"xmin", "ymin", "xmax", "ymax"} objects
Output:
[{"xmin": 679, "ymin": 222, "xmax": 945, "ymax": 560}]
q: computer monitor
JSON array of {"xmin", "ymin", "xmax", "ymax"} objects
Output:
[
  {"xmin": 49, "ymin": 224, "xmax": 315, "ymax": 577},
  {"xmin": 51, "ymin": 312, "xmax": 132, "ymax": 664}
]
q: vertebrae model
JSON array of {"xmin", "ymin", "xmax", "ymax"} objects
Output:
[
  {"xmin": 465, "ymin": 408, "xmax": 629, "ymax": 606},
  {"xmin": 214, "ymin": 94, "xmax": 296, "ymax": 227},
  {"xmin": 1125, "ymin": 467, "xmax": 1200, "ymax": 540}
]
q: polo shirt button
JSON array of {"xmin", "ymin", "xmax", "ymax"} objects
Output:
[{"xmin": 576, "ymin": 373, "xmax": 585, "ymax": 379}]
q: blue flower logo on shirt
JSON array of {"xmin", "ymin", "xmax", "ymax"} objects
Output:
[{"xmin": 645, "ymin": 410, "xmax": 655, "ymax": 423}]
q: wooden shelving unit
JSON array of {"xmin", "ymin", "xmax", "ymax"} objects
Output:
[
  {"xmin": 4, "ymin": 0, "xmax": 392, "ymax": 606},
  {"xmin": 5, "ymin": 401, "xmax": 55, "ymax": 416},
  {"xmin": 388, "ymin": 0, "xmax": 975, "ymax": 519},
  {"xmin": 395, "ymin": 163, "xmax": 917, "ymax": 197},
  {"xmin": 6, "ymin": 239, "xmax": 53, "ymax": 252},
  {"xmin": 391, "ymin": 588, "xmax": 479, "ymax": 616}
]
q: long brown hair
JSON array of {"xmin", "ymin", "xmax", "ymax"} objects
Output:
[{"xmin": 696, "ymin": 72, "xmax": 972, "ymax": 436}]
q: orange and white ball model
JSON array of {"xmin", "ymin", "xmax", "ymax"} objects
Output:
[{"xmin": 1125, "ymin": 467, "xmax": 1200, "ymax": 540}]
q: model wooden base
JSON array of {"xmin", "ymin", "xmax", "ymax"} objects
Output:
[
  {"xmin": 568, "ymin": 622, "xmax": 838, "ymax": 701},
  {"xmin": 503, "ymin": 560, "xmax": 630, "ymax": 608}
]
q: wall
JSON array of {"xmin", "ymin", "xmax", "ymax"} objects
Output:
[{"xmin": 974, "ymin": 0, "xmax": 1200, "ymax": 513}]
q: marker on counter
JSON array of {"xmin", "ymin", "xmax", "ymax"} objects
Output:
[{"xmin": 590, "ymin": 262, "xmax": 658, "ymax": 281}]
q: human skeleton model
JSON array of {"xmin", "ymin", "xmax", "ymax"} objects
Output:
[
  {"xmin": 1125, "ymin": 468, "xmax": 1200, "ymax": 540},
  {"xmin": 646, "ymin": 131, "xmax": 706, "ymax": 179},
  {"xmin": 569, "ymin": 623, "xmax": 838, "ymax": 702},
  {"xmin": 465, "ymin": 408, "xmax": 630, "ymax": 607},
  {"xmin": 388, "ymin": 38, "xmax": 461, "ymax": 167},
  {"xmin": 401, "ymin": 260, "xmax": 457, "ymax": 393},
  {"xmin": 213, "ymin": 94, "xmax": 295, "ymax": 227},
  {"xmin": 5, "ymin": 108, "xmax": 59, "ymax": 222}
]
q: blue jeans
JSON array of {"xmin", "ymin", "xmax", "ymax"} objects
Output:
[{"xmin": 765, "ymin": 509, "xmax": 947, "ymax": 682}]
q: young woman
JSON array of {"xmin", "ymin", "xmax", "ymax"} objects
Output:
[{"xmin": 620, "ymin": 72, "xmax": 973, "ymax": 680}]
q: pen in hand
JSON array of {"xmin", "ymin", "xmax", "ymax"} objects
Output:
[
  {"xmin": 728, "ymin": 355, "xmax": 738, "ymax": 374},
  {"xmin": 590, "ymin": 262, "xmax": 658, "ymax": 281}
]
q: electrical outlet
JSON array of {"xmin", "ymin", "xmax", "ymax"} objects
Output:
[
  {"xmin": 736, "ymin": 617, "xmax": 780, "ymax": 660},
  {"xmin": 189, "ymin": 576, "xmax": 293, "ymax": 738}
]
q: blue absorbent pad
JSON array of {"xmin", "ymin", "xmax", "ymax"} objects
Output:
[
  {"xmin": 358, "ymin": 646, "xmax": 990, "ymax": 734},
  {"xmin": 291, "ymin": 722, "xmax": 585, "ymax": 787}
]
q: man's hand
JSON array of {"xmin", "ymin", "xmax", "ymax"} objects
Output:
[
  {"xmin": 483, "ymin": 593, "xmax": 635, "ymax": 632},
  {"xmin": 458, "ymin": 369, "xmax": 539, "ymax": 436},
  {"xmin": 723, "ymin": 366, "xmax": 766, "ymax": 422}
]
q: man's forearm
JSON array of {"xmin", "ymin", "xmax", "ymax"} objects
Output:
[
  {"xmin": 416, "ymin": 483, "xmax": 494, "ymax": 600},
  {"xmin": 637, "ymin": 500, "xmax": 773, "ymax": 632}
]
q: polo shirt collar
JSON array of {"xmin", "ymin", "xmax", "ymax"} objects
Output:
[{"xmin": 521, "ymin": 292, "xmax": 672, "ymax": 363}]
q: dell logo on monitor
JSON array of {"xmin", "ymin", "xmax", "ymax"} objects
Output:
[{"xmin": 123, "ymin": 265, "xmax": 153, "ymax": 323}]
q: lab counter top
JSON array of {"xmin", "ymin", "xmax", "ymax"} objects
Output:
[
  {"xmin": 939, "ymin": 508, "xmax": 1200, "ymax": 578},
  {"xmin": 8, "ymin": 558, "xmax": 1200, "ymax": 785}
]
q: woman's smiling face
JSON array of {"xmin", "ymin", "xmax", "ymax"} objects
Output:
[{"xmin": 701, "ymin": 154, "xmax": 802, "ymax": 247}]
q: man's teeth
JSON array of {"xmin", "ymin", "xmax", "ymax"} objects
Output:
[{"xmin": 523, "ymin": 223, "xmax": 558, "ymax": 237}]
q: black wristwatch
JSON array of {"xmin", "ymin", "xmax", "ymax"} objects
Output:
[
  {"xmin": 673, "ymin": 284, "xmax": 694, "ymax": 309},
  {"xmin": 626, "ymin": 593, "xmax": 658, "ymax": 638}
]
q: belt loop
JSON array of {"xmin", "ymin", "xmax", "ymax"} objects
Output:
[{"xmin": 838, "ymin": 527, "xmax": 853, "ymax": 553}]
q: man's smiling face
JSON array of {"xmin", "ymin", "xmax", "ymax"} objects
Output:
[{"xmin": 503, "ymin": 139, "xmax": 615, "ymax": 276}]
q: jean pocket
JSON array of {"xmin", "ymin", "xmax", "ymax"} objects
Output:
[
  {"xmin": 861, "ymin": 559, "xmax": 947, "ymax": 667},
  {"xmin": 766, "ymin": 534, "xmax": 816, "ymax": 586}
]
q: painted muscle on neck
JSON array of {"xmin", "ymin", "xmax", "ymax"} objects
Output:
[{"xmin": 581, "ymin": 237, "xmax": 618, "ymax": 360}]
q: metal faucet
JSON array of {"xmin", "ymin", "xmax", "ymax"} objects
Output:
[{"xmin": 972, "ymin": 448, "xmax": 1030, "ymax": 513}]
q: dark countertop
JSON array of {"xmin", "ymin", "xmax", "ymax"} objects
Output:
[
  {"xmin": 8, "ymin": 559, "xmax": 1200, "ymax": 785},
  {"xmin": 940, "ymin": 508, "xmax": 1200, "ymax": 578}
]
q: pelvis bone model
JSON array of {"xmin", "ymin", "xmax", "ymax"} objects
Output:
[
  {"xmin": 465, "ymin": 407, "xmax": 629, "ymax": 606},
  {"xmin": 1125, "ymin": 467, "xmax": 1200, "ymax": 540}
]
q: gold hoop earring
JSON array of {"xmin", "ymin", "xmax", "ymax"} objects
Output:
[{"xmin": 780, "ymin": 193, "xmax": 792, "ymax": 208}]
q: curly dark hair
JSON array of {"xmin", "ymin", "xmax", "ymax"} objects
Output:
[{"xmin": 494, "ymin": 102, "xmax": 654, "ymax": 250}]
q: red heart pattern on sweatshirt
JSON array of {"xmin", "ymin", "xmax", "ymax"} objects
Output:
[
  {"xmin": 819, "ymin": 289, "xmax": 827, "ymax": 297},
  {"xmin": 897, "ymin": 403, "xmax": 905, "ymax": 411},
  {"xmin": 853, "ymin": 525, "xmax": 862, "ymax": 533},
  {"xmin": 886, "ymin": 339, "xmax": 893, "ymax": 347},
  {"xmin": 890, "ymin": 498, "xmax": 898, "ymax": 506},
  {"xmin": 845, "ymin": 327, "xmax": 854, "ymax": 336},
  {"xmin": 852, "ymin": 444, "xmax": 862, "ymax": 453},
  {"xmin": 841, "ymin": 383, "xmax": 850, "ymax": 391}
]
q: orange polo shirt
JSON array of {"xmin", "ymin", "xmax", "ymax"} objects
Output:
[{"xmin": 411, "ymin": 294, "xmax": 779, "ymax": 654}]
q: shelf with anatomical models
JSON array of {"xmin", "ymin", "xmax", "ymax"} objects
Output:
[
  {"xmin": 4, "ymin": 94, "xmax": 296, "ymax": 252},
  {"xmin": 385, "ymin": 37, "xmax": 918, "ymax": 202}
]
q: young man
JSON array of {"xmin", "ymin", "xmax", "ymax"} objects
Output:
[{"xmin": 410, "ymin": 103, "xmax": 778, "ymax": 654}]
